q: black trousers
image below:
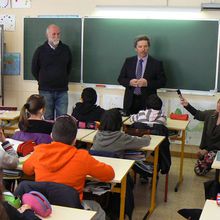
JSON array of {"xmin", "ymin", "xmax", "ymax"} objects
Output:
[{"xmin": 129, "ymin": 94, "xmax": 146, "ymax": 114}]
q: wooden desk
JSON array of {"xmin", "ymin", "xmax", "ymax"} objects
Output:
[
  {"xmin": 211, "ymin": 152, "xmax": 220, "ymax": 170},
  {"xmin": 41, "ymin": 205, "xmax": 96, "ymax": 220},
  {"xmin": 82, "ymin": 131, "xmax": 165, "ymax": 219},
  {"xmin": 211, "ymin": 151, "xmax": 220, "ymax": 182},
  {"xmin": 18, "ymin": 154, "xmax": 134, "ymax": 220},
  {"xmin": 166, "ymin": 118, "xmax": 189, "ymax": 192},
  {"xmin": 123, "ymin": 117, "xmax": 189, "ymax": 192},
  {"xmin": 76, "ymin": 129, "xmax": 96, "ymax": 141},
  {"xmin": 141, "ymin": 135, "xmax": 165, "ymax": 219},
  {"xmin": 122, "ymin": 116, "xmax": 130, "ymax": 123},
  {"xmin": 0, "ymin": 110, "xmax": 20, "ymax": 120},
  {"xmin": 199, "ymin": 200, "xmax": 220, "ymax": 220},
  {"xmin": 80, "ymin": 130, "xmax": 97, "ymax": 143},
  {"xmin": 93, "ymin": 156, "xmax": 134, "ymax": 220},
  {"xmin": 0, "ymin": 110, "xmax": 20, "ymax": 132}
]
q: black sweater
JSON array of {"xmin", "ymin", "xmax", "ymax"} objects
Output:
[
  {"xmin": 32, "ymin": 41, "xmax": 72, "ymax": 91},
  {"xmin": 72, "ymin": 102, "xmax": 105, "ymax": 122},
  {"xmin": 18, "ymin": 120, "xmax": 54, "ymax": 134}
]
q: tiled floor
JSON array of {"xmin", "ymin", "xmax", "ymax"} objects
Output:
[{"xmin": 132, "ymin": 156, "xmax": 216, "ymax": 220}]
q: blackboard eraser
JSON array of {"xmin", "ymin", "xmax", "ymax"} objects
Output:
[{"xmin": 96, "ymin": 84, "xmax": 106, "ymax": 87}]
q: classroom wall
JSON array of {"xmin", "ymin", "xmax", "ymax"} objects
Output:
[{"xmin": 2, "ymin": 0, "xmax": 220, "ymax": 120}]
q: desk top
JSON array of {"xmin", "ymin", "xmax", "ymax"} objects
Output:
[
  {"xmin": 199, "ymin": 200, "xmax": 220, "ymax": 220},
  {"xmin": 6, "ymin": 138, "xmax": 22, "ymax": 151},
  {"xmin": 211, "ymin": 151, "xmax": 220, "ymax": 169},
  {"xmin": 81, "ymin": 130, "xmax": 164, "ymax": 151},
  {"xmin": 76, "ymin": 129, "xmax": 96, "ymax": 141},
  {"xmin": 41, "ymin": 205, "xmax": 96, "ymax": 220},
  {"xmin": 93, "ymin": 156, "xmax": 134, "ymax": 183},
  {"xmin": 166, "ymin": 118, "xmax": 189, "ymax": 131},
  {"xmin": 80, "ymin": 130, "xmax": 97, "ymax": 143},
  {"xmin": 123, "ymin": 117, "xmax": 189, "ymax": 131},
  {"xmin": 18, "ymin": 154, "xmax": 134, "ymax": 184},
  {"xmin": 0, "ymin": 110, "xmax": 20, "ymax": 120},
  {"xmin": 141, "ymin": 135, "xmax": 165, "ymax": 151}
]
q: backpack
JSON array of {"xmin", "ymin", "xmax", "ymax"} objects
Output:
[
  {"xmin": 17, "ymin": 140, "xmax": 37, "ymax": 157},
  {"xmin": 22, "ymin": 191, "xmax": 52, "ymax": 217}
]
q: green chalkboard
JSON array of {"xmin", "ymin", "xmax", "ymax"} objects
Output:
[
  {"xmin": 24, "ymin": 18, "xmax": 82, "ymax": 82},
  {"xmin": 83, "ymin": 18, "xmax": 219, "ymax": 91}
]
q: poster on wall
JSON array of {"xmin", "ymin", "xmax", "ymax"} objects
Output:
[
  {"xmin": 0, "ymin": 15, "xmax": 15, "ymax": 31},
  {"xmin": 3, "ymin": 53, "xmax": 20, "ymax": 75},
  {"xmin": 103, "ymin": 94, "xmax": 123, "ymax": 109},
  {"xmin": 0, "ymin": 0, "xmax": 10, "ymax": 8},
  {"xmin": 11, "ymin": 0, "xmax": 31, "ymax": 8}
]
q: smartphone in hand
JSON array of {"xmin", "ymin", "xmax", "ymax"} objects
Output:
[{"xmin": 176, "ymin": 89, "xmax": 183, "ymax": 99}]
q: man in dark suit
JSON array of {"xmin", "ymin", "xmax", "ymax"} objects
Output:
[{"xmin": 118, "ymin": 35, "xmax": 166, "ymax": 115}]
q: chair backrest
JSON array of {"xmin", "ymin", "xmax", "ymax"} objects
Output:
[
  {"xmin": 128, "ymin": 122, "xmax": 169, "ymax": 137},
  {"xmin": 12, "ymin": 131, "xmax": 52, "ymax": 144},
  {"xmin": 14, "ymin": 180, "xmax": 83, "ymax": 209},
  {"xmin": 89, "ymin": 149, "xmax": 120, "ymax": 158}
]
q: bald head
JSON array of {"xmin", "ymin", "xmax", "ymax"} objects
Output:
[{"xmin": 46, "ymin": 24, "xmax": 60, "ymax": 47}]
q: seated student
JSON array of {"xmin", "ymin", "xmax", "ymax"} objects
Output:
[
  {"xmin": 180, "ymin": 96, "xmax": 220, "ymax": 176},
  {"xmin": 12, "ymin": 94, "xmax": 53, "ymax": 144},
  {"xmin": 92, "ymin": 108, "xmax": 151, "ymax": 219},
  {"xmin": 92, "ymin": 108, "xmax": 151, "ymax": 156},
  {"xmin": 130, "ymin": 94, "xmax": 166, "ymax": 126},
  {"xmin": 0, "ymin": 129, "xmax": 18, "ymax": 169},
  {"xmin": 71, "ymin": 87, "xmax": 105, "ymax": 124},
  {"xmin": 22, "ymin": 114, "xmax": 115, "ymax": 220},
  {"xmin": 0, "ymin": 128, "xmax": 19, "ymax": 195},
  {"xmin": 128, "ymin": 94, "xmax": 171, "ymax": 175},
  {"xmin": 0, "ymin": 170, "xmax": 41, "ymax": 220}
]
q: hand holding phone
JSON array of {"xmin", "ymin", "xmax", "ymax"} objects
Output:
[
  {"xmin": 177, "ymin": 89, "xmax": 188, "ymax": 106},
  {"xmin": 176, "ymin": 89, "xmax": 183, "ymax": 99}
]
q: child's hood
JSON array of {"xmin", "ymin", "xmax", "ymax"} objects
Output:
[{"xmin": 34, "ymin": 142, "xmax": 77, "ymax": 172}]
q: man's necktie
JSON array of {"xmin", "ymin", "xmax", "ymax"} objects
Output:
[{"xmin": 134, "ymin": 59, "xmax": 143, "ymax": 95}]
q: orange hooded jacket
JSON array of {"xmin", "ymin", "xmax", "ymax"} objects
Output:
[{"xmin": 23, "ymin": 142, "xmax": 115, "ymax": 200}]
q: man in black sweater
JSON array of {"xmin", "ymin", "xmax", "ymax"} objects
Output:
[{"xmin": 32, "ymin": 24, "xmax": 72, "ymax": 120}]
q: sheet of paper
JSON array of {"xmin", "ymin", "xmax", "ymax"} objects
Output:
[{"xmin": 11, "ymin": 0, "xmax": 31, "ymax": 8}]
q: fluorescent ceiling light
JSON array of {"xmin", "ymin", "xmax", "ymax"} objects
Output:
[
  {"xmin": 201, "ymin": 3, "xmax": 220, "ymax": 10},
  {"xmin": 94, "ymin": 6, "xmax": 203, "ymax": 19}
]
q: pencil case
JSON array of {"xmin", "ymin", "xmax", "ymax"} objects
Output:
[{"xmin": 170, "ymin": 113, "xmax": 189, "ymax": 121}]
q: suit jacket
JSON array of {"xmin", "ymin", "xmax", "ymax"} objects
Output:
[{"xmin": 118, "ymin": 55, "xmax": 166, "ymax": 112}]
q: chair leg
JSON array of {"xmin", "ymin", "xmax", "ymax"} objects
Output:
[{"xmin": 164, "ymin": 173, "xmax": 169, "ymax": 202}]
